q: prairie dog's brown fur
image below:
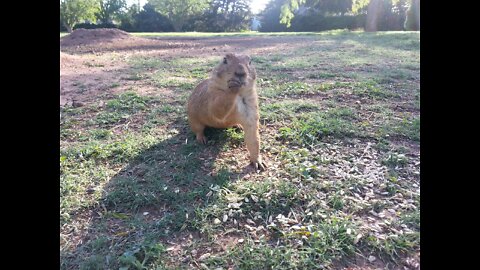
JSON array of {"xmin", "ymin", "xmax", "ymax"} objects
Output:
[{"xmin": 187, "ymin": 53, "xmax": 266, "ymax": 171}]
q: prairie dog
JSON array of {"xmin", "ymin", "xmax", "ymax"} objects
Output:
[{"xmin": 187, "ymin": 53, "xmax": 266, "ymax": 171}]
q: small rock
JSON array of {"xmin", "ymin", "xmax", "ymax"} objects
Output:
[{"xmin": 198, "ymin": 253, "xmax": 211, "ymax": 261}]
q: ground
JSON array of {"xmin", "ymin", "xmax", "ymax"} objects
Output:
[{"xmin": 60, "ymin": 29, "xmax": 420, "ymax": 270}]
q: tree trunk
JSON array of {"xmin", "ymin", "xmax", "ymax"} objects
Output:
[
  {"xmin": 172, "ymin": 19, "xmax": 183, "ymax": 32},
  {"xmin": 414, "ymin": 0, "xmax": 420, "ymax": 29},
  {"xmin": 365, "ymin": 0, "xmax": 383, "ymax": 32},
  {"xmin": 65, "ymin": 23, "xmax": 73, "ymax": 33},
  {"xmin": 404, "ymin": 0, "xmax": 419, "ymax": 30}
]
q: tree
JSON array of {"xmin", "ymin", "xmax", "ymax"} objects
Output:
[
  {"xmin": 60, "ymin": 0, "xmax": 100, "ymax": 32},
  {"xmin": 118, "ymin": 3, "xmax": 140, "ymax": 31},
  {"xmin": 259, "ymin": 0, "xmax": 290, "ymax": 31},
  {"xmin": 360, "ymin": 0, "xmax": 410, "ymax": 31},
  {"xmin": 351, "ymin": 0, "xmax": 369, "ymax": 14},
  {"xmin": 279, "ymin": 0, "xmax": 353, "ymax": 27},
  {"xmin": 307, "ymin": 0, "xmax": 352, "ymax": 15},
  {"xmin": 365, "ymin": 0, "xmax": 383, "ymax": 31},
  {"xmin": 404, "ymin": 0, "xmax": 419, "ymax": 30},
  {"xmin": 193, "ymin": 0, "xmax": 252, "ymax": 32},
  {"xmin": 279, "ymin": 0, "xmax": 304, "ymax": 28},
  {"xmin": 95, "ymin": 0, "xmax": 127, "ymax": 24},
  {"xmin": 134, "ymin": 3, "xmax": 175, "ymax": 32},
  {"xmin": 148, "ymin": 0, "xmax": 209, "ymax": 31}
]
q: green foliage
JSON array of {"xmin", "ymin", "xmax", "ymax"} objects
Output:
[
  {"xmin": 279, "ymin": 0, "xmax": 353, "ymax": 27},
  {"xmin": 117, "ymin": 4, "xmax": 140, "ymax": 31},
  {"xmin": 289, "ymin": 13, "xmax": 366, "ymax": 32},
  {"xmin": 184, "ymin": 0, "xmax": 253, "ymax": 32},
  {"xmin": 95, "ymin": 0, "xmax": 127, "ymax": 24},
  {"xmin": 352, "ymin": 0, "xmax": 370, "ymax": 14},
  {"xmin": 73, "ymin": 22, "xmax": 118, "ymax": 30},
  {"xmin": 262, "ymin": 0, "xmax": 362, "ymax": 31},
  {"xmin": 271, "ymin": 0, "xmax": 410, "ymax": 31},
  {"xmin": 125, "ymin": 3, "xmax": 174, "ymax": 32},
  {"xmin": 149, "ymin": 0, "xmax": 209, "ymax": 31},
  {"xmin": 258, "ymin": 0, "xmax": 289, "ymax": 31},
  {"xmin": 60, "ymin": 0, "xmax": 100, "ymax": 32},
  {"xmin": 280, "ymin": 0, "xmax": 300, "ymax": 28}
]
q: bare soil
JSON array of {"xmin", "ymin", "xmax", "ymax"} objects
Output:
[{"xmin": 60, "ymin": 30, "xmax": 314, "ymax": 107}]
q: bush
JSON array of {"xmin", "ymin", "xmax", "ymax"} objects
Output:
[
  {"xmin": 119, "ymin": 3, "xmax": 174, "ymax": 32},
  {"xmin": 260, "ymin": 13, "xmax": 366, "ymax": 32},
  {"xmin": 290, "ymin": 14, "xmax": 366, "ymax": 32},
  {"xmin": 73, "ymin": 22, "xmax": 118, "ymax": 30}
]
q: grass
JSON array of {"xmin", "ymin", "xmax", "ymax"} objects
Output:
[{"xmin": 60, "ymin": 30, "xmax": 419, "ymax": 269}]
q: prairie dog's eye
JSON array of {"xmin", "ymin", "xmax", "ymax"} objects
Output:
[
  {"xmin": 223, "ymin": 57, "xmax": 227, "ymax": 64},
  {"xmin": 249, "ymin": 60, "xmax": 252, "ymax": 65}
]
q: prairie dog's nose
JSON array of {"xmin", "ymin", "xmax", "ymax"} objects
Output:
[{"xmin": 235, "ymin": 65, "xmax": 247, "ymax": 78}]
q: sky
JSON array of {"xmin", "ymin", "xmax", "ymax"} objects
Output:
[{"xmin": 125, "ymin": 0, "xmax": 270, "ymax": 15}]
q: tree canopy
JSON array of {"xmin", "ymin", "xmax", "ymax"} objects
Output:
[
  {"xmin": 60, "ymin": 0, "xmax": 99, "ymax": 32},
  {"xmin": 96, "ymin": 0, "xmax": 127, "ymax": 24},
  {"xmin": 148, "ymin": 0, "xmax": 209, "ymax": 31},
  {"xmin": 59, "ymin": 0, "xmax": 420, "ymax": 33}
]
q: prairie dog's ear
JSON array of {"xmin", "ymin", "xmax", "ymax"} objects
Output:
[
  {"xmin": 223, "ymin": 53, "xmax": 234, "ymax": 64},
  {"xmin": 245, "ymin": 55, "xmax": 252, "ymax": 65}
]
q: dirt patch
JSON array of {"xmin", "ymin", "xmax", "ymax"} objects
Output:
[
  {"xmin": 60, "ymin": 28, "xmax": 196, "ymax": 54},
  {"xmin": 60, "ymin": 52, "xmax": 83, "ymax": 68},
  {"xmin": 59, "ymin": 35, "xmax": 318, "ymax": 107}
]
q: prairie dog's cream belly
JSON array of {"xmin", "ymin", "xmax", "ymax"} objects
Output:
[
  {"xmin": 235, "ymin": 95, "xmax": 247, "ymax": 118},
  {"xmin": 236, "ymin": 94, "xmax": 257, "ymax": 126},
  {"xmin": 200, "ymin": 96, "xmax": 252, "ymax": 129}
]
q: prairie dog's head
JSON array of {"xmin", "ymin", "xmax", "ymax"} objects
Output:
[{"xmin": 213, "ymin": 53, "xmax": 256, "ymax": 90}]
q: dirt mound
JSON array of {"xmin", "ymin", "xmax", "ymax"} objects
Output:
[{"xmin": 60, "ymin": 28, "xmax": 136, "ymax": 47}]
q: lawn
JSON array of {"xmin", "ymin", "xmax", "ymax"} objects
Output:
[{"xmin": 60, "ymin": 30, "xmax": 420, "ymax": 269}]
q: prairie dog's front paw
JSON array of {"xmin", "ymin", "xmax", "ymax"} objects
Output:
[{"xmin": 250, "ymin": 159, "xmax": 267, "ymax": 172}]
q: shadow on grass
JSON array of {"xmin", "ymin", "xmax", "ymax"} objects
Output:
[{"xmin": 61, "ymin": 120, "xmax": 239, "ymax": 269}]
